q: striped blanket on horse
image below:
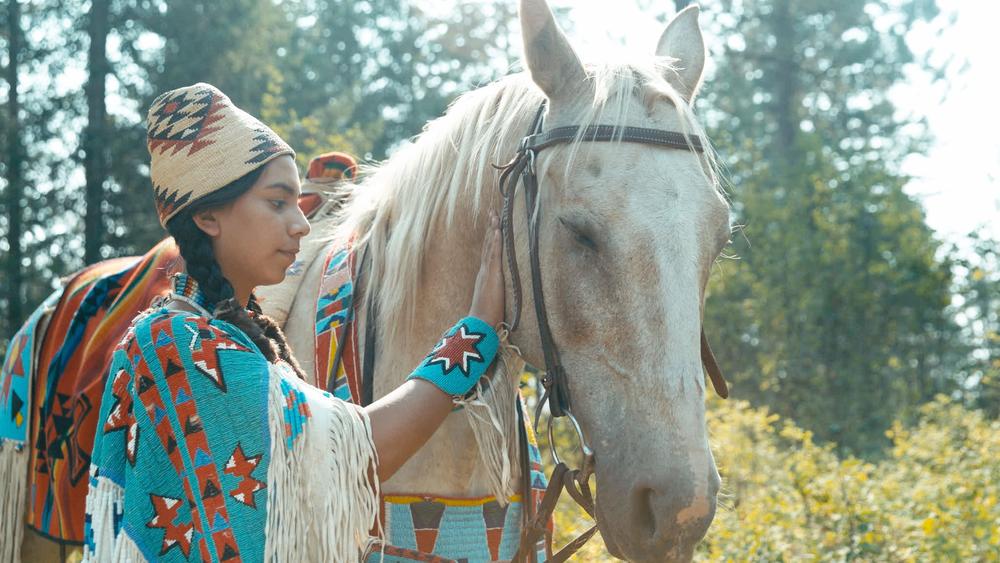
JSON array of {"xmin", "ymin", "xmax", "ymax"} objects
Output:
[{"xmin": 22, "ymin": 238, "xmax": 179, "ymax": 543}]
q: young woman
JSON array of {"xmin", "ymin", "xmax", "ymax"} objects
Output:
[{"xmin": 83, "ymin": 83, "xmax": 505, "ymax": 562}]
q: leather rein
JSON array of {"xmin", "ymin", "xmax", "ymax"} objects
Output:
[{"xmin": 502, "ymin": 102, "xmax": 729, "ymax": 562}]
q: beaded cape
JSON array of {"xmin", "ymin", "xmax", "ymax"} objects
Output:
[{"xmin": 83, "ymin": 274, "xmax": 378, "ymax": 562}]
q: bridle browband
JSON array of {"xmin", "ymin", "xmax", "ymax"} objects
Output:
[{"xmin": 503, "ymin": 102, "xmax": 729, "ymax": 562}]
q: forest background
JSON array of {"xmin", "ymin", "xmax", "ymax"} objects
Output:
[{"xmin": 1, "ymin": 0, "xmax": 997, "ymax": 558}]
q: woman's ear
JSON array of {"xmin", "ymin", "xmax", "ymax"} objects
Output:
[{"xmin": 192, "ymin": 209, "xmax": 222, "ymax": 237}]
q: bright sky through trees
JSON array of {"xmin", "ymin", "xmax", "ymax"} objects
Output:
[{"xmin": 422, "ymin": 0, "xmax": 998, "ymax": 245}]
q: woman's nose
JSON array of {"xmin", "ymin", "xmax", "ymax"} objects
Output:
[{"xmin": 291, "ymin": 207, "xmax": 311, "ymax": 238}]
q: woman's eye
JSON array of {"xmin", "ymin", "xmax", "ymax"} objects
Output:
[{"xmin": 270, "ymin": 200, "xmax": 286, "ymax": 210}]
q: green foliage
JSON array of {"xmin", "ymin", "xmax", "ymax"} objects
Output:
[
  {"xmin": 107, "ymin": 0, "xmax": 300, "ymax": 253},
  {"xmin": 690, "ymin": 0, "xmax": 963, "ymax": 454},
  {"xmin": 951, "ymin": 233, "xmax": 1000, "ymax": 417},
  {"xmin": 549, "ymin": 396, "xmax": 1000, "ymax": 560},
  {"xmin": 705, "ymin": 396, "xmax": 1000, "ymax": 561},
  {"xmin": 278, "ymin": 0, "xmax": 517, "ymax": 157},
  {"xmin": 1, "ymin": 0, "xmax": 92, "ymax": 345},
  {"xmin": 0, "ymin": 0, "xmax": 517, "ymax": 341}
]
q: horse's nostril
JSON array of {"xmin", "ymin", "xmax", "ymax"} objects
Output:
[
  {"xmin": 630, "ymin": 479, "xmax": 718, "ymax": 552},
  {"xmin": 636, "ymin": 486, "xmax": 658, "ymax": 539}
]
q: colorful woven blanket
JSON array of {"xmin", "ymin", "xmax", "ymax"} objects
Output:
[
  {"xmin": 315, "ymin": 246, "xmax": 361, "ymax": 400},
  {"xmin": 1, "ymin": 289, "xmax": 61, "ymax": 446},
  {"xmin": 0, "ymin": 288, "xmax": 63, "ymax": 561},
  {"xmin": 28, "ymin": 238, "xmax": 179, "ymax": 542}
]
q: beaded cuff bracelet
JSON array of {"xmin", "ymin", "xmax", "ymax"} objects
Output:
[{"xmin": 407, "ymin": 316, "xmax": 499, "ymax": 397}]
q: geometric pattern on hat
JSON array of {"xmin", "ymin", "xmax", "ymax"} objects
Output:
[
  {"xmin": 147, "ymin": 86, "xmax": 225, "ymax": 157},
  {"xmin": 146, "ymin": 82, "xmax": 294, "ymax": 227},
  {"xmin": 247, "ymin": 128, "xmax": 288, "ymax": 165},
  {"xmin": 152, "ymin": 184, "xmax": 192, "ymax": 223}
]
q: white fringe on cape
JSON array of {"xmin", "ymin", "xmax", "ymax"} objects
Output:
[
  {"xmin": 264, "ymin": 362, "xmax": 381, "ymax": 562},
  {"xmin": 83, "ymin": 474, "xmax": 144, "ymax": 562},
  {"xmin": 453, "ymin": 329, "xmax": 523, "ymax": 504},
  {"xmin": 0, "ymin": 442, "xmax": 29, "ymax": 563}
]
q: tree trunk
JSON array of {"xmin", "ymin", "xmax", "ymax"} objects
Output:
[
  {"xmin": 5, "ymin": 0, "xmax": 24, "ymax": 330},
  {"xmin": 771, "ymin": 0, "xmax": 798, "ymax": 170},
  {"xmin": 83, "ymin": 0, "xmax": 110, "ymax": 263}
]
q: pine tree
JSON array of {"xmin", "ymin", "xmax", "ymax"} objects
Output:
[
  {"xmin": 3, "ymin": 0, "xmax": 26, "ymax": 337},
  {"xmin": 83, "ymin": 0, "xmax": 110, "ymax": 262},
  {"xmin": 687, "ymin": 0, "xmax": 957, "ymax": 453}
]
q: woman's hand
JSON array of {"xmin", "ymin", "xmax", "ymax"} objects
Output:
[
  {"xmin": 468, "ymin": 211, "xmax": 505, "ymax": 328},
  {"xmin": 366, "ymin": 212, "xmax": 506, "ymax": 481}
]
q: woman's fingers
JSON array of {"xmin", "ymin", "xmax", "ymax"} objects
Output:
[{"xmin": 468, "ymin": 211, "xmax": 505, "ymax": 328}]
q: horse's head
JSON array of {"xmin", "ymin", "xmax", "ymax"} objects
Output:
[
  {"xmin": 513, "ymin": 1, "xmax": 730, "ymax": 560},
  {"xmin": 333, "ymin": 2, "xmax": 728, "ymax": 557}
]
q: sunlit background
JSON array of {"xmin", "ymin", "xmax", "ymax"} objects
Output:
[
  {"xmin": 1, "ymin": 0, "xmax": 998, "ymax": 559},
  {"xmin": 550, "ymin": 0, "xmax": 999, "ymax": 247}
]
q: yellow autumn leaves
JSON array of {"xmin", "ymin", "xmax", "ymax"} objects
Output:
[{"xmin": 549, "ymin": 395, "xmax": 1000, "ymax": 561}]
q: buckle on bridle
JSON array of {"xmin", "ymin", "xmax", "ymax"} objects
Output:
[
  {"xmin": 534, "ymin": 384, "xmax": 593, "ymax": 468},
  {"xmin": 546, "ymin": 408, "xmax": 594, "ymax": 467},
  {"xmin": 525, "ymin": 148, "xmax": 537, "ymax": 178}
]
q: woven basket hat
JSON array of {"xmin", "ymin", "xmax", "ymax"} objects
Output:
[{"xmin": 146, "ymin": 82, "xmax": 294, "ymax": 227}]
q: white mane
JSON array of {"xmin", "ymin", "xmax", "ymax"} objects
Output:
[{"xmin": 321, "ymin": 58, "xmax": 720, "ymax": 351}]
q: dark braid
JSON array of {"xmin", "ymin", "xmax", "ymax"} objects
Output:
[
  {"xmin": 247, "ymin": 295, "xmax": 306, "ymax": 377},
  {"xmin": 165, "ymin": 168, "xmax": 307, "ymax": 380}
]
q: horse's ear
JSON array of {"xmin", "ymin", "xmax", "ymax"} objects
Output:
[
  {"xmin": 520, "ymin": 0, "xmax": 586, "ymax": 100},
  {"xmin": 655, "ymin": 5, "xmax": 706, "ymax": 102}
]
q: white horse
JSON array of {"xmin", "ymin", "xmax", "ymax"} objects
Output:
[{"xmin": 277, "ymin": 0, "xmax": 729, "ymax": 560}]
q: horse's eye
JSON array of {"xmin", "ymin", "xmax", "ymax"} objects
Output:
[{"xmin": 560, "ymin": 217, "xmax": 598, "ymax": 251}]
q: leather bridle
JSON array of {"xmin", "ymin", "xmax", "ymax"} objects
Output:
[
  {"xmin": 343, "ymin": 100, "xmax": 729, "ymax": 561},
  {"xmin": 502, "ymin": 102, "xmax": 729, "ymax": 562}
]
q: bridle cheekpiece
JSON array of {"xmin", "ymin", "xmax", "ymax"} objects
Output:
[{"xmin": 502, "ymin": 101, "xmax": 728, "ymax": 562}]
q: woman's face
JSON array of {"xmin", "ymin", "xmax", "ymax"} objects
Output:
[{"xmin": 197, "ymin": 155, "xmax": 310, "ymax": 296}]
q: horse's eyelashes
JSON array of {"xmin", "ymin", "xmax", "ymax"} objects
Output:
[
  {"xmin": 577, "ymin": 232, "xmax": 599, "ymax": 251},
  {"xmin": 559, "ymin": 217, "xmax": 599, "ymax": 252}
]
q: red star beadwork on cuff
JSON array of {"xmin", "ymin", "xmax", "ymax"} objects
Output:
[{"xmin": 426, "ymin": 325, "xmax": 486, "ymax": 377}]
